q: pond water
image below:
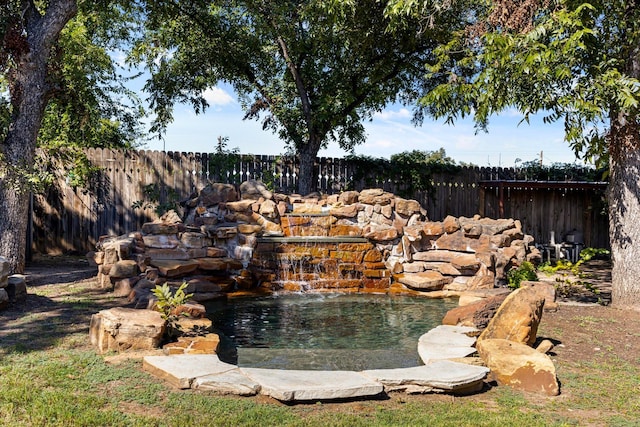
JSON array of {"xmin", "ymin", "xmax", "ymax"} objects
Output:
[{"xmin": 206, "ymin": 293, "xmax": 457, "ymax": 370}]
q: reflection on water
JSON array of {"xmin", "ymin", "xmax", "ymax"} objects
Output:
[{"xmin": 206, "ymin": 293, "xmax": 457, "ymax": 370}]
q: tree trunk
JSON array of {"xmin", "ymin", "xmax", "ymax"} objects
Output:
[
  {"xmin": 0, "ymin": 0, "xmax": 77, "ymax": 273},
  {"xmin": 297, "ymin": 139, "xmax": 321, "ymax": 196},
  {"xmin": 608, "ymin": 117, "xmax": 640, "ymax": 310}
]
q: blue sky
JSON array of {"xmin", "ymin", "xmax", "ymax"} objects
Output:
[{"xmin": 141, "ymin": 83, "xmax": 583, "ymax": 168}]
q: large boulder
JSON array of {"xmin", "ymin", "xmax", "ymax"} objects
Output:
[
  {"xmin": 442, "ymin": 293, "xmax": 509, "ymax": 329},
  {"xmin": 199, "ymin": 183, "xmax": 238, "ymax": 206},
  {"xmin": 477, "ymin": 338, "xmax": 559, "ymax": 396},
  {"xmin": 477, "ymin": 285, "xmax": 545, "ymax": 347},
  {"xmin": 240, "ymin": 179, "xmax": 273, "ymax": 200},
  {"xmin": 89, "ymin": 307, "xmax": 166, "ymax": 354}
]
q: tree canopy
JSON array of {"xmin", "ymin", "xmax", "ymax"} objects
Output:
[
  {"xmin": 132, "ymin": 0, "xmax": 473, "ymax": 194},
  {"xmin": 0, "ymin": 0, "xmax": 143, "ymax": 272},
  {"xmin": 386, "ymin": 0, "xmax": 640, "ymax": 308}
]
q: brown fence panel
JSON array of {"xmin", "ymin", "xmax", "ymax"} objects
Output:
[{"xmin": 30, "ymin": 148, "xmax": 610, "ymax": 254}]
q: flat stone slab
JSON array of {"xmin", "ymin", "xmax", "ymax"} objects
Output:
[
  {"xmin": 396, "ymin": 271, "xmax": 452, "ymax": 291},
  {"xmin": 143, "ymin": 354, "xmax": 236, "ymax": 389},
  {"xmin": 362, "ymin": 360, "xmax": 489, "ymax": 393},
  {"xmin": 240, "ymin": 368, "xmax": 384, "ymax": 401},
  {"xmin": 418, "ymin": 325, "xmax": 479, "ymax": 363},
  {"xmin": 194, "ymin": 368, "xmax": 261, "ymax": 396}
]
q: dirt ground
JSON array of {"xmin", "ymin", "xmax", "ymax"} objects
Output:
[{"xmin": 2, "ymin": 254, "xmax": 640, "ymax": 423}]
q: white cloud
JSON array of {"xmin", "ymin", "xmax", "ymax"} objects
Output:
[
  {"xmin": 373, "ymin": 108, "xmax": 412, "ymax": 121},
  {"xmin": 202, "ymin": 86, "xmax": 234, "ymax": 106}
]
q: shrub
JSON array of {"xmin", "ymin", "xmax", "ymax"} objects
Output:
[{"xmin": 507, "ymin": 261, "xmax": 538, "ymax": 289}]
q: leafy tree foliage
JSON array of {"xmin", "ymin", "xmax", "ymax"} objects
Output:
[
  {"xmin": 386, "ymin": 0, "xmax": 640, "ymax": 308},
  {"xmin": 346, "ymin": 148, "xmax": 461, "ymax": 197},
  {"xmin": 0, "ymin": 1, "xmax": 142, "ymax": 272},
  {"xmin": 132, "ymin": 0, "xmax": 472, "ymax": 195}
]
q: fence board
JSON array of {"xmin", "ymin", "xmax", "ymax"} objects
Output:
[{"xmin": 30, "ymin": 148, "xmax": 610, "ymax": 254}]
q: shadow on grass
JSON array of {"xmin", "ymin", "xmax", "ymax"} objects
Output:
[{"xmin": 0, "ymin": 259, "xmax": 128, "ymax": 354}]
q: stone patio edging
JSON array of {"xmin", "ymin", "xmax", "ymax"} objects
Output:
[{"xmin": 142, "ymin": 324, "xmax": 488, "ymax": 402}]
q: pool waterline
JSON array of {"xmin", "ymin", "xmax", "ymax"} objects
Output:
[{"xmin": 205, "ymin": 293, "xmax": 457, "ymax": 371}]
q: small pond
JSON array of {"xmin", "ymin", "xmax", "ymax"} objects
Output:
[{"xmin": 206, "ymin": 293, "xmax": 457, "ymax": 371}]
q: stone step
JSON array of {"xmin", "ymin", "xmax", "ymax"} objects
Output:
[
  {"xmin": 417, "ymin": 325, "xmax": 479, "ymax": 363},
  {"xmin": 362, "ymin": 361, "xmax": 489, "ymax": 394},
  {"xmin": 240, "ymin": 367, "xmax": 383, "ymax": 401}
]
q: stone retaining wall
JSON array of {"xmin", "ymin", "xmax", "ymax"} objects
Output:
[{"xmin": 88, "ymin": 181, "xmax": 542, "ymax": 305}]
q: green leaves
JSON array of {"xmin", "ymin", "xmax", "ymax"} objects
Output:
[
  {"xmin": 151, "ymin": 282, "xmax": 194, "ymax": 339},
  {"xmin": 395, "ymin": 0, "xmax": 640, "ymax": 166}
]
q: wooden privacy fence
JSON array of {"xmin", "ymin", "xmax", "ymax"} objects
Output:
[{"xmin": 30, "ymin": 148, "xmax": 610, "ymax": 255}]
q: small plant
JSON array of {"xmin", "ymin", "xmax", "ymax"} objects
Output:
[
  {"xmin": 151, "ymin": 282, "xmax": 193, "ymax": 339},
  {"xmin": 580, "ymin": 247, "xmax": 610, "ymax": 261},
  {"xmin": 132, "ymin": 183, "xmax": 180, "ymax": 217},
  {"xmin": 507, "ymin": 261, "xmax": 538, "ymax": 289}
]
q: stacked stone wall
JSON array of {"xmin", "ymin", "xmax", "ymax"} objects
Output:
[{"xmin": 88, "ymin": 180, "xmax": 541, "ymax": 304}]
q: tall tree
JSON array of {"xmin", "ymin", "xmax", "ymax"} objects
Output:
[
  {"xmin": 0, "ymin": 1, "xmax": 142, "ymax": 273},
  {"xmin": 0, "ymin": 0, "xmax": 78, "ymax": 273},
  {"xmin": 387, "ymin": 0, "xmax": 640, "ymax": 309},
  {"xmin": 134, "ymin": 0, "xmax": 470, "ymax": 195}
]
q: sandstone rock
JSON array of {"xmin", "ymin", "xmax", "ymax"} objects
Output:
[
  {"xmin": 330, "ymin": 204, "xmax": 359, "ymax": 218},
  {"xmin": 478, "ymin": 286, "xmax": 545, "ymax": 347},
  {"xmin": 251, "ymin": 212, "xmax": 283, "ymax": 235},
  {"xmin": 358, "ymin": 188, "xmax": 393, "ymax": 205},
  {"xmin": 180, "ymin": 232, "xmax": 208, "ymax": 248},
  {"xmin": 113, "ymin": 277, "xmax": 140, "ymax": 297},
  {"xmin": 259, "ymin": 199, "xmax": 278, "ymax": 218},
  {"xmin": 443, "ymin": 215, "xmax": 461, "ymax": 233},
  {"xmin": 207, "ymin": 247, "xmax": 228, "ymax": 257},
  {"xmin": 329, "ymin": 224, "xmax": 362, "ymax": 236},
  {"xmin": 146, "ymin": 248, "xmax": 191, "ymax": 261},
  {"xmin": 159, "ymin": 210, "xmax": 183, "ymax": 224},
  {"xmin": 196, "ymin": 257, "xmax": 229, "ymax": 271},
  {"xmin": 164, "ymin": 333, "xmax": 220, "ymax": 355},
  {"xmin": 142, "ymin": 234, "xmax": 180, "ymax": 249},
  {"xmin": 199, "ymin": 183, "xmax": 238, "ymax": 206},
  {"xmin": 435, "ymin": 231, "xmax": 491, "ymax": 253},
  {"xmin": 396, "ymin": 271, "xmax": 452, "ymax": 291},
  {"xmin": 109, "ymin": 260, "xmax": 139, "ymax": 278},
  {"xmin": 476, "ymin": 338, "xmax": 559, "ymax": 396},
  {"xmin": 99, "ymin": 235, "xmax": 136, "ymax": 260},
  {"xmin": 338, "ymin": 190, "xmax": 359, "ymax": 205},
  {"xmin": 150, "ymin": 259, "xmax": 200, "ymax": 277},
  {"xmin": 90, "ymin": 308, "xmax": 166, "ymax": 354},
  {"xmin": 363, "ymin": 224, "xmax": 398, "ymax": 241},
  {"xmin": 413, "ymin": 250, "xmax": 461, "ymax": 263},
  {"xmin": 240, "ymin": 367, "xmax": 384, "ymax": 401},
  {"xmin": 442, "ymin": 294, "xmax": 509, "ymax": 329},
  {"xmin": 141, "ymin": 223, "xmax": 179, "ymax": 235},
  {"xmin": 395, "ymin": 198, "xmax": 422, "ymax": 217},
  {"xmin": 451, "ymin": 254, "xmax": 481, "ymax": 273},
  {"xmin": 225, "ymin": 200, "xmax": 255, "ymax": 212},
  {"xmin": 536, "ymin": 339, "xmax": 555, "ymax": 354},
  {"xmin": 458, "ymin": 288, "xmax": 511, "ymax": 306},
  {"xmin": 466, "ymin": 272, "xmax": 496, "ymax": 290},
  {"xmin": 521, "ymin": 281, "xmax": 558, "ymax": 312},
  {"xmin": 143, "ymin": 354, "xmax": 237, "ymax": 389},
  {"xmin": 422, "ymin": 221, "xmax": 445, "ymax": 236},
  {"xmin": 240, "ymin": 179, "xmax": 273, "ymax": 200}
]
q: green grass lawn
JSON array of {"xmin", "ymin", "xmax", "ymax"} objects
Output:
[{"xmin": 2, "ymin": 276, "xmax": 639, "ymax": 426}]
